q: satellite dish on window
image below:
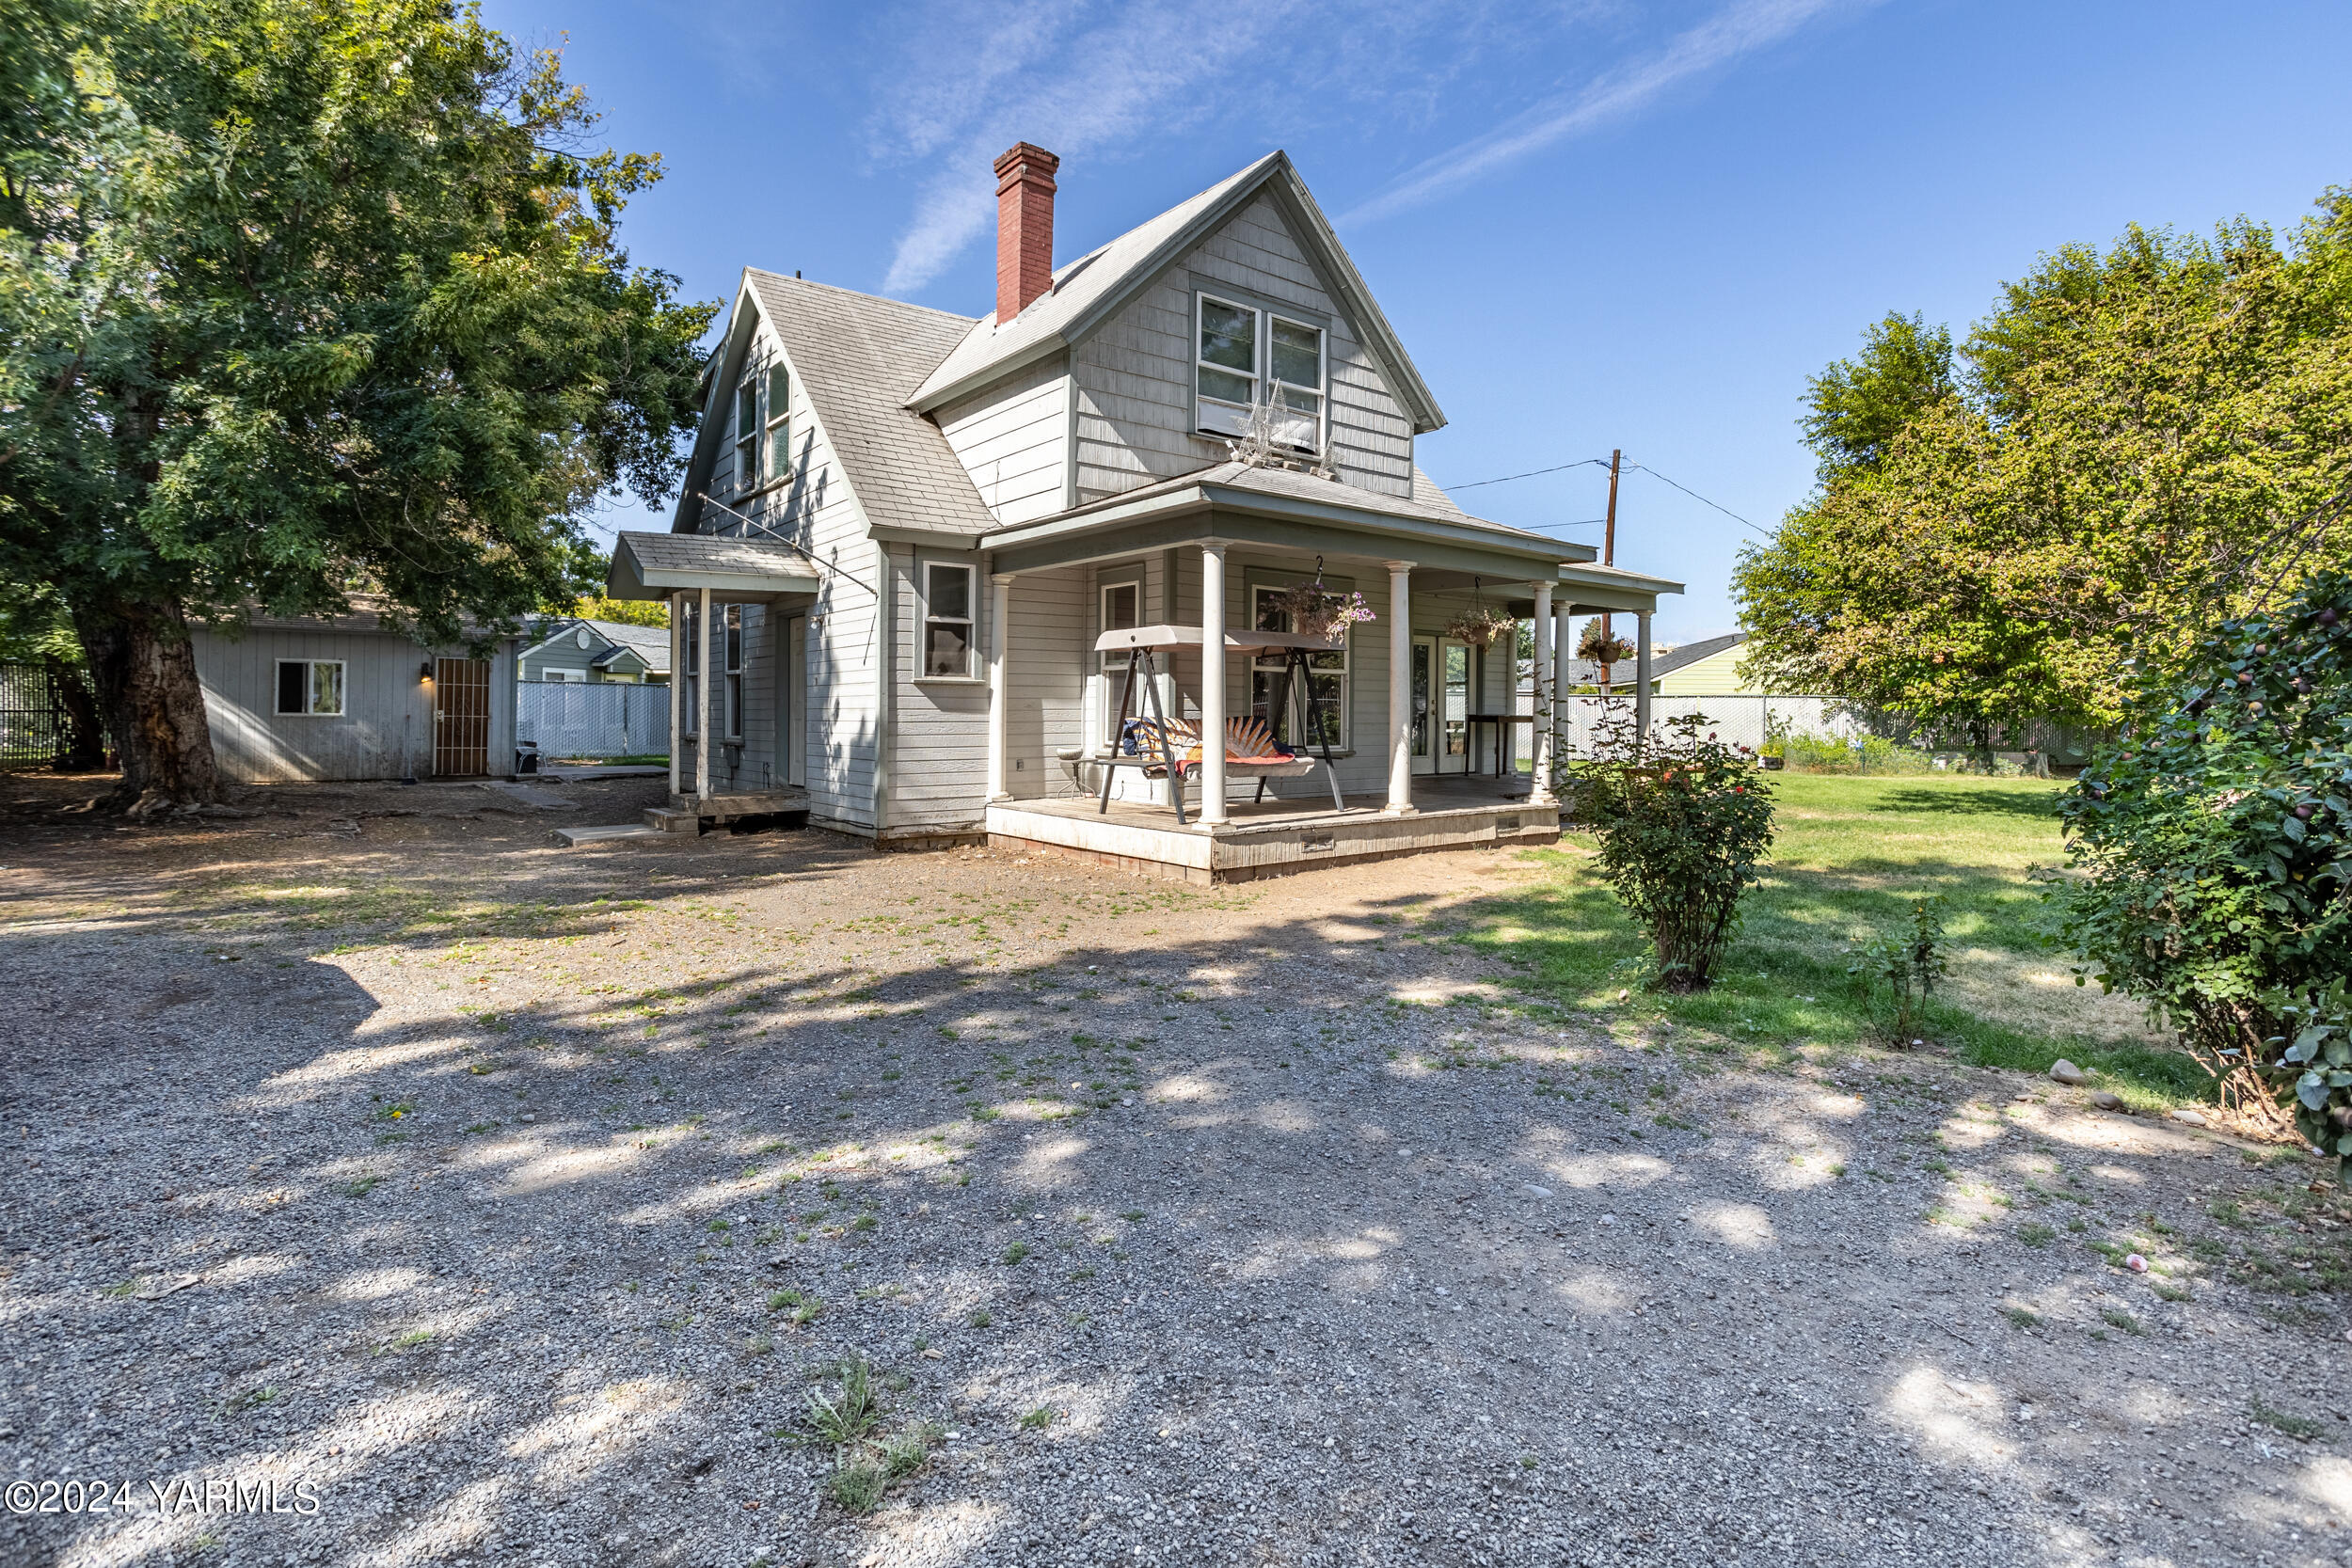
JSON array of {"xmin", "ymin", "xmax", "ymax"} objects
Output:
[{"xmin": 575, "ymin": 627, "xmax": 591, "ymax": 649}]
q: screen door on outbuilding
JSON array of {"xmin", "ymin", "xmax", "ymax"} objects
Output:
[{"xmin": 433, "ymin": 657, "xmax": 491, "ymax": 775}]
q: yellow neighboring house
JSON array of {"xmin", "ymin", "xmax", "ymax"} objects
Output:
[{"xmin": 1642, "ymin": 632, "xmax": 1760, "ymax": 695}]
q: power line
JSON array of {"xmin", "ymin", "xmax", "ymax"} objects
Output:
[
  {"xmin": 1624, "ymin": 464, "xmax": 1772, "ymax": 539},
  {"xmin": 1438, "ymin": 451, "xmax": 1776, "ymax": 540},
  {"xmin": 1441, "ymin": 457, "xmax": 1610, "ymax": 491}
]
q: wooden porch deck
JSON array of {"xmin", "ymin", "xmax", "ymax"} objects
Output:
[{"xmin": 983, "ymin": 775, "xmax": 1558, "ymax": 884}]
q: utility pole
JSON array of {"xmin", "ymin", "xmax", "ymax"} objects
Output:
[{"xmin": 1598, "ymin": 448, "xmax": 1622, "ymax": 690}]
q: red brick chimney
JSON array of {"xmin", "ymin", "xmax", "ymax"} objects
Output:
[{"xmin": 993, "ymin": 142, "xmax": 1059, "ymax": 324}]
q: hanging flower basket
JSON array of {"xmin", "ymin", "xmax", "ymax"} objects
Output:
[
  {"xmin": 1274, "ymin": 578, "xmax": 1375, "ymax": 642},
  {"xmin": 1444, "ymin": 605, "xmax": 1517, "ymax": 648}
]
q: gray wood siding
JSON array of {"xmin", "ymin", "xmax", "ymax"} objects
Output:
[
  {"xmin": 687, "ymin": 317, "xmax": 879, "ymax": 829},
  {"xmin": 1006, "ymin": 567, "xmax": 1088, "ymax": 802},
  {"xmin": 193, "ymin": 626, "xmax": 515, "ymax": 783},
  {"xmin": 938, "ymin": 357, "xmax": 1071, "ymax": 525},
  {"xmin": 1070, "ymin": 194, "xmax": 1415, "ymax": 506},
  {"xmin": 887, "ymin": 543, "xmax": 989, "ymax": 832}
]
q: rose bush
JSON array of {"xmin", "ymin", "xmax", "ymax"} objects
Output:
[{"xmin": 1577, "ymin": 710, "xmax": 1775, "ymax": 991}]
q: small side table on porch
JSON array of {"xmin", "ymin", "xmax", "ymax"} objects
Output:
[{"xmin": 1462, "ymin": 713, "xmax": 1534, "ymax": 779}]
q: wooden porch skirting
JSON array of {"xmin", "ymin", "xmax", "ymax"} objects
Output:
[{"xmin": 982, "ymin": 799, "xmax": 1560, "ymax": 885}]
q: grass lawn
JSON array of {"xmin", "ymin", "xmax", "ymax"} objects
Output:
[{"xmin": 1461, "ymin": 771, "xmax": 2211, "ymax": 1108}]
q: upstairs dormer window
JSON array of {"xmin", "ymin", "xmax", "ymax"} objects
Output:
[{"xmin": 1195, "ymin": 293, "xmax": 1324, "ymax": 451}]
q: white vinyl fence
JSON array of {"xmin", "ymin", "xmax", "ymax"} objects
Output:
[
  {"xmin": 516, "ymin": 680, "xmax": 668, "ymax": 759},
  {"xmin": 1514, "ymin": 689, "xmax": 1866, "ymax": 755}
]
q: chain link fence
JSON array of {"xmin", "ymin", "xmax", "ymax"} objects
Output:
[{"xmin": 516, "ymin": 680, "xmax": 668, "ymax": 760}]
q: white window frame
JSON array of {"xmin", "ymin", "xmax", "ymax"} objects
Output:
[
  {"xmin": 762, "ymin": 364, "xmax": 792, "ymax": 485},
  {"xmin": 723, "ymin": 604, "xmax": 744, "ymax": 738},
  {"xmin": 1096, "ymin": 577, "xmax": 1143, "ymax": 739},
  {"xmin": 682, "ymin": 601, "xmax": 700, "ymax": 737},
  {"xmin": 542, "ymin": 666, "xmax": 589, "ymax": 684},
  {"xmin": 274, "ymin": 658, "xmax": 345, "ymax": 718},
  {"xmin": 918, "ymin": 562, "xmax": 978, "ymax": 681},
  {"xmin": 1194, "ymin": 293, "xmax": 1326, "ymax": 451},
  {"xmin": 733, "ymin": 375, "xmax": 760, "ymax": 496},
  {"xmin": 1248, "ymin": 582, "xmax": 1348, "ymax": 752}
]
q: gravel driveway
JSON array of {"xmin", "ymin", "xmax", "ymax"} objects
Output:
[{"xmin": 3, "ymin": 775, "xmax": 2347, "ymax": 1568}]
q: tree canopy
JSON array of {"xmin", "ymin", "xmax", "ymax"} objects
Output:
[
  {"xmin": 0, "ymin": 0, "xmax": 714, "ymax": 801},
  {"xmin": 1735, "ymin": 194, "xmax": 2352, "ymax": 734}
]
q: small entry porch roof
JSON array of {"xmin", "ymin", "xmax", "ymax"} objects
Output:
[{"xmin": 607, "ymin": 531, "xmax": 822, "ymax": 603}]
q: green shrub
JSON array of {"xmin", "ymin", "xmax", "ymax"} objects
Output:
[
  {"xmin": 2052, "ymin": 568, "xmax": 2352, "ymax": 1132},
  {"xmin": 1576, "ymin": 711, "xmax": 1775, "ymax": 991},
  {"xmin": 1847, "ymin": 895, "xmax": 1951, "ymax": 1041}
]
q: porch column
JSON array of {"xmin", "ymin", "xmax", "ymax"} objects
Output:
[
  {"xmin": 1200, "ymin": 544, "xmax": 1229, "ymax": 825},
  {"xmin": 1634, "ymin": 610, "xmax": 1654, "ymax": 754},
  {"xmin": 1530, "ymin": 582, "xmax": 1555, "ymax": 804},
  {"xmin": 695, "ymin": 586, "xmax": 713, "ymax": 803},
  {"xmin": 1553, "ymin": 597, "xmax": 1573, "ymax": 777},
  {"xmin": 1385, "ymin": 560, "xmax": 1415, "ymax": 815},
  {"xmin": 985, "ymin": 572, "xmax": 1012, "ymax": 801},
  {"xmin": 668, "ymin": 592, "xmax": 683, "ymax": 799}
]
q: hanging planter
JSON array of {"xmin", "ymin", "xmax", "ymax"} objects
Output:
[
  {"xmin": 1444, "ymin": 578, "xmax": 1516, "ymax": 648},
  {"xmin": 1273, "ymin": 559, "xmax": 1375, "ymax": 642}
]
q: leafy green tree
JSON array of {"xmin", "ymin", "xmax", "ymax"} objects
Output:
[
  {"xmin": 1737, "ymin": 198, "xmax": 2352, "ymax": 735},
  {"xmin": 1797, "ymin": 310, "xmax": 1953, "ymax": 480},
  {"xmin": 0, "ymin": 0, "xmax": 714, "ymax": 807}
]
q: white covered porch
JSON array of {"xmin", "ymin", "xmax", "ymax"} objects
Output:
[{"xmin": 970, "ymin": 464, "xmax": 1679, "ymax": 881}]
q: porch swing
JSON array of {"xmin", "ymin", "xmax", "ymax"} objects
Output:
[{"xmin": 1084, "ymin": 625, "xmax": 1345, "ymax": 825}]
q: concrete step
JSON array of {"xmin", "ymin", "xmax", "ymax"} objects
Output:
[
  {"xmin": 553, "ymin": 823, "xmax": 670, "ymax": 847},
  {"xmin": 643, "ymin": 807, "xmax": 704, "ymax": 834}
]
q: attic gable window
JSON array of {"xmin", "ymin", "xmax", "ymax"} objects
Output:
[
  {"xmin": 1195, "ymin": 293, "xmax": 1323, "ymax": 451},
  {"xmin": 763, "ymin": 365, "xmax": 791, "ymax": 482},
  {"xmin": 734, "ymin": 376, "xmax": 760, "ymax": 494}
]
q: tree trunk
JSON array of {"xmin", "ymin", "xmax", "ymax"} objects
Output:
[
  {"xmin": 42, "ymin": 654, "xmax": 107, "ymax": 770},
  {"xmin": 75, "ymin": 595, "xmax": 221, "ymax": 811}
]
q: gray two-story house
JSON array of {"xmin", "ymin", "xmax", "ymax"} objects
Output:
[{"xmin": 606, "ymin": 146, "xmax": 1677, "ymax": 880}]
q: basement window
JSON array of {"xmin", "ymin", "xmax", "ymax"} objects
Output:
[{"xmin": 275, "ymin": 659, "xmax": 344, "ymax": 717}]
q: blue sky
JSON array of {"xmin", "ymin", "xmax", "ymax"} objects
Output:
[{"xmin": 485, "ymin": 0, "xmax": 2352, "ymax": 642}]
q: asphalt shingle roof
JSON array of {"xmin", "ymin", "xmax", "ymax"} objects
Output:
[{"xmin": 743, "ymin": 271, "xmax": 995, "ymax": 537}]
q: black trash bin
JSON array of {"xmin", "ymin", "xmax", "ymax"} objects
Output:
[{"xmin": 515, "ymin": 740, "xmax": 540, "ymax": 775}]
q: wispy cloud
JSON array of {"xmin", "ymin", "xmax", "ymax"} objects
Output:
[
  {"xmin": 1343, "ymin": 0, "xmax": 1865, "ymax": 224},
  {"xmin": 860, "ymin": 0, "xmax": 1864, "ymax": 295}
]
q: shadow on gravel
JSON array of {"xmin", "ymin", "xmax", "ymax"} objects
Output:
[{"xmin": 0, "ymin": 812, "xmax": 2332, "ymax": 1568}]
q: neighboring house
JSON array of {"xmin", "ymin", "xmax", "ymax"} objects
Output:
[
  {"xmin": 519, "ymin": 617, "xmax": 672, "ymax": 684},
  {"xmin": 1645, "ymin": 632, "xmax": 1755, "ymax": 695},
  {"xmin": 607, "ymin": 144, "xmax": 1677, "ymax": 875},
  {"xmin": 190, "ymin": 603, "xmax": 518, "ymax": 782}
]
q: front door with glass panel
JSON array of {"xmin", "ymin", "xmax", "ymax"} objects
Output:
[
  {"xmin": 1410, "ymin": 638, "xmax": 1470, "ymax": 774},
  {"xmin": 1409, "ymin": 638, "xmax": 1436, "ymax": 773}
]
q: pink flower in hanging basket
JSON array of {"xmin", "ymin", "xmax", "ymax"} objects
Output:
[{"xmin": 1277, "ymin": 581, "xmax": 1375, "ymax": 641}]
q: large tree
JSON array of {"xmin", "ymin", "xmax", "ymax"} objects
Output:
[
  {"xmin": 0, "ymin": 0, "xmax": 714, "ymax": 808},
  {"xmin": 1735, "ymin": 197, "xmax": 2352, "ymax": 736}
]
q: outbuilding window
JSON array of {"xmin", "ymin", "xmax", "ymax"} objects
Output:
[{"xmin": 275, "ymin": 659, "xmax": 344, "ymax": 717}]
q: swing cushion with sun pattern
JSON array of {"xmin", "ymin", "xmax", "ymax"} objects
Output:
[{"xmin": 1119, "ymin": 718, "xmax": 1312, "ymax": 777}]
